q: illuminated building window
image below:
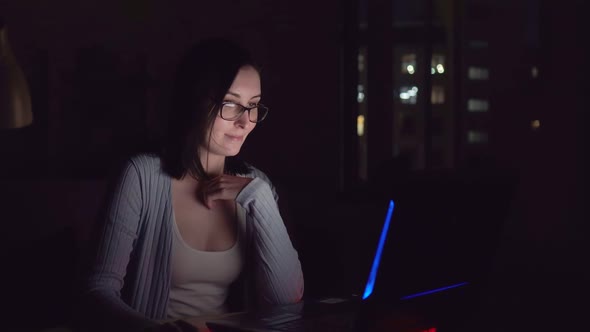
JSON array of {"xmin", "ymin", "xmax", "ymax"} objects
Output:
[
  {"xmin": 357, "ymin": 84, "xmax": 366, "ymax": 103},
  {"xmin": 431, "ymin": 54, "xmax": 445, "ymax": 74},
  {"xmin": 467, "ymin": 130, "xmax": 488, "ymax": 143},
  {"xmin": 401, "ymin": 54, "xmax": 417, "ymax": 75},
  {"xmin": 399, "ymin": 86, "xmax": 418, "ymax": 104},
  {"xmin": 357, "ymin": 46, "xmax": 368, "ymax": 181},
  {"xmin": 358, "ymin": 49, "xmax": 368, "ymax": 104},
  {"xmin": 357, "ymin": 115, "xmax": 365, "ymax": 136},
  {"xmin": 431, "ymin": 85, "xmax": 445, "ymax": 104},
  {"xmin": 467, "ymin": 98, "xmax": 489, "ymax": 112},
  {"xmin": 358, "ymin": 53, "xmax": 366, "ymax": 73},
  {"xmin": 357, "ymin": 48, "xmax": 368, "ymax": 105},
  {"xmin": 468, "ymin": 66, "xmax": 489, "ymax": 80}
]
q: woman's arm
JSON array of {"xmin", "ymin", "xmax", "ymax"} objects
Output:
[
  {"xmin": 78, "ymin": 160, "xmax": 158, "ymax": 332},
  {"xmin": 235, "ymin": 174, "xmax": 304, "ymax": 306}
]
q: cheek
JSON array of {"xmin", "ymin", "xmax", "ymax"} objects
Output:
[
  {"xmin": 246, "ymin": 124, "xmax": 257, "ymax": 136},
  {"xmin": 210, "ymin": 119, "xmax": 228, "ymax": 137}
]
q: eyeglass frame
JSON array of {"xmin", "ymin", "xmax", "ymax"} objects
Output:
[{"xmin": 218, "ymin": 101, "xmax": 269, "ymax": 123}]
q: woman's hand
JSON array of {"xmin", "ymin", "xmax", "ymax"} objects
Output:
[{"xmin": 198, "ymin": 175, "xmax": 253, "ymax": 209}]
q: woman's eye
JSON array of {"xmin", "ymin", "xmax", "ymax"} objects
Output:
[
  {"xmin": 224, "ymin": 102, "xmax": 237, "ymax": 107},
  {"xmin": 249, "ymin": 103, "xmax": 259, "ymax": 108}
]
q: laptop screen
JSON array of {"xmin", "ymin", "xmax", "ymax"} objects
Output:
[
  {"xmin": 359, "ymin": 197, "xmax": 472, "ymax": 303},
  {"xmin": 362, "ymin": 200, "xmax": 395, "ymax": 300}
]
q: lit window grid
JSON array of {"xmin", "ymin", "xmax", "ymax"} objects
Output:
[
  {"xmin": 399, "ymin": 86, "xmax": 419, "ymax": 104},
  {"xmin": 397, "ymin": 85, "xmax": 446, "ymax": 105},
  {"xmin": 400, "ymin": 53, "xmax": 446, "ymax": 75},
  {"xmin": 357, "ymin": 46, "xmax": 369, "ymax": 181}
]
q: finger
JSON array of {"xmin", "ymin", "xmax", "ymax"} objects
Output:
[
  {"xmin": 201, "ymin": 184, "xmax": 219, "ymax": 209},
  {"xmin": 204, "ymin": 189, "xmax": 223, "ymax": 209},
  {"xmin": 196, "ymin": 185, "xmax": 207, "ymax": 207},
  {"xmin": 206, "ymin": 175, "xmax": 222, "ymax": 186},
  {"xmin": 198, "ymin": 177, "xmax": 220, "ymax": 207}
]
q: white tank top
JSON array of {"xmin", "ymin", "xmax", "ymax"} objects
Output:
[{"xmin": 167, "ymin": 212, "xmax": 243, "ymax": 319}]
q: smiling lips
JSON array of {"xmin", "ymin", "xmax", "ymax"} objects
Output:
[{"xmin": 225, "ymin": 134, "xmax": 244, "ymax": 142}]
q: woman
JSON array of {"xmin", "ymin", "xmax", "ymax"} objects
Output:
[{"xmin": 78, "ymin": 38, "xmax": 304, "ymax": 332}]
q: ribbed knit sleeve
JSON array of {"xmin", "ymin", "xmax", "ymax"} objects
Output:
[
  {"xmin": 77, "ymin": 157, "xmax": 303, "ymax": 330},
  {"xmin": 81, "ymin": 159, "xmax": 158, "ymax": 332},
  {"xmin": 236, "ymin": 170, "xmax": 305, "ymax": 305}
]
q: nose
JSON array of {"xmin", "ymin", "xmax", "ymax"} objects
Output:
[{"xmin": 234, "ymin": 110, "xmax": 252, "ymax": 129}]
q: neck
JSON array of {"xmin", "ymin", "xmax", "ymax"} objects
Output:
[{"xmin": 199, "ymin": 148, "xmax": 225, "ymax": 177}]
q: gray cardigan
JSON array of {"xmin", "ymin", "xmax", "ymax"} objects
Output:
[{"xmin": 80, "ymin": 154, "xmax": 304, "ymax": 331}]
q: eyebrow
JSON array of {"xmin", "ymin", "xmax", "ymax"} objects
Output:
[{"xmin": 226, "ymin": 91, "xmax": 262, "ymax": 99}]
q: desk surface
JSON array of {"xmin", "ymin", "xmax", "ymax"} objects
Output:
[{"xmin": 195, "ymin": 292, "xmax": 477, "ymax": 332}]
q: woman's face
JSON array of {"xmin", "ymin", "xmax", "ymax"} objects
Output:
[{"xmin": 204, "ymin": 65, "xmax": 260, "ymax": 157}]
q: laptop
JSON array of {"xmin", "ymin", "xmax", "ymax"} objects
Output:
[{"xmin": 205, "ymin": 198, "xmax": 474, "ymax": 332}]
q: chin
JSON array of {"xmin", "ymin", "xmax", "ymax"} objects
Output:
[{"xmin": 224, "ymin": 147, "xmax": 242, "ymax": 157}]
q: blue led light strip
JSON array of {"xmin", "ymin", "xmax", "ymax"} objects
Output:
[
  {"xmin": 399, "ymin": 282, "xmax": 469, "ymax": 300},
  {"xmin": 362, "ymin": 200, "xmax": 395, "ymax": 300}
]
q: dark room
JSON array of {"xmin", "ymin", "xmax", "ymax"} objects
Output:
[{"xmin": 0, "ymin": 1, "xmax": 586, "ymax": 331}]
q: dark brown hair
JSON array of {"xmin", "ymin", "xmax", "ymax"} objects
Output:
[{"xmin": 162, "ymin": 38, "xmax": 259, "ymax": 180}]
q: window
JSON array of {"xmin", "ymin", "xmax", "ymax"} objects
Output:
[
  {"xmin": 357, "ymin": 115, "xmax": 366, "ymax": 136},
  {"xmin": 431, "ymin": 54, "xmax": 445, "ymax": 75},
  {"xmin": 431, "ymin": 85, "xmax": 445, "ymax": 104},
  {"xmin": 358, "ymin": 49, "xmax": 368, "ymax": 106},
  {"xmin": 357, "ymin": 47, "xmax": 369, "ymax": 181},
  {"xmin": 467, "ymin": 130, "xmax": 488, "ymax": 143},
  {"xmin": 401, "ymin": 54, "xmax": 417, "ymax": 75},
  {"xmin": 399, "ymin": 86, "xmax": 419, "ymax": 104},
  {"xmin": 468, "ymin": 66, "xmax": 489, "ymax": 80},
  {"xmin": 467, "ymin": 98, "xmax": 489, "ymax": 112},
  {"xmin": 357, "ymin": 84, "xmax": 366, "ymax": 103},
  {"xmin": 358, "ymin": 52, "xmax": 367, "ymax": 73}
]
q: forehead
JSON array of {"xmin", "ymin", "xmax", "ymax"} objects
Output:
[{"xmin": 227, "ymin": 66, "xmax": 261, "ymax": 96}]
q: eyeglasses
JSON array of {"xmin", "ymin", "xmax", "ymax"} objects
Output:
[{"xmin": 219, "ymin": 102, "xmax": 269, "ymax": 123}]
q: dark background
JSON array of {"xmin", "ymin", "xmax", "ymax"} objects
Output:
[{"xmin": 0, "ymin": 1, "xmax": 587, "ymax": 331}]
